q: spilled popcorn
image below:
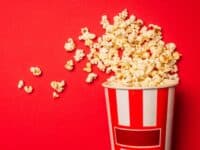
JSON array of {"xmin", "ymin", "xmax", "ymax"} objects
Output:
[
  {"xmin": 64, "ymin": 59, "xmax": 74, "ymax": 71},
  {"xmin": 24, "ymin": 85, "xmax": 33, "ymax": 94},
  {"xmin": 50, "ymin": 80, "xmax": 66, "ymax": 99},
  {"xmin": 83, "ymin": 62, "xmax": 92, "ymax": 73},
  {"xmin": 64, "ymin": 38, "xmax": 76, "ymax": 52},
  {"xmin": 17, "ymin": 80, "xmax": 24, "ymax": 89},
  {"xmin": 74, "ymin": 49, "xmax": 85, "ymax": 62},
  {"xmin": 30, "ymin": 66, "xmax": 42, "ymax": 76},
  {"xmin": 52, "ymin": 91, "xmax": 59, "ymax": 99},
  {"xmin": 86, "ymin": 73, "xmax": 98, "ymax": 83}
]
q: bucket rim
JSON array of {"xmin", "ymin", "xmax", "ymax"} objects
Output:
[{"xmin": 102, "ymin": 81, "xmax": 178, "ymax": 90}]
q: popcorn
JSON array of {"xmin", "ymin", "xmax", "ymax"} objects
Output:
[
  {"xmin": 173, "ymin": 51, "xmax": 181, "ymax": 60},
  {"xmin": 74, "ymin": 49, "xmax": 85, "ymax": 62},
  {"xmin": 52, "ymin": 91, "xmax": 59, "ymax": 99},
  {"xmin": 78, "ymin": 9, "xmax": 181, "ymax": 87},
  {"xmin": 50, "ymin": 80, "xmax": 65, "ymax": 93},
  {"xmin": 64, "ymin": 59, "xmax": 74, "ymax": 71},
  {"xmin": 97, "ymin": 61, "xmax": 106, "ymax": 72},
  {"xmin": 84, "ymin": 39, "xmax": 93, "ymax": 47},
  {"xmin": 64, "ymin": 38, "xmax": 76, "ymax": 52},
  {"xmin": 166, "ymin": 43, "xmax": 176, "ymax": 52},
  {"xmin": 85, "ymin": 73, "xmax": 98, "ymax": 83},
  {"xmin": 83, "ymin": 62, "xmax": 92, "ymax": 73},
  {"xmin": 79, "ymin": 27, "xmax": 96, "ymax": 41},
  {"xmin": 101, "ymin": 15, "xmax": 110, "ymax": 29},
  {"xmin": 24, "ymin": 85, "xmax": 33, "ymax": 94},
  {"xmin": 30, "ymin": 66, "xmax": 42, "ymax": 76},
  {"xmin": 18, "ymin": 80, "xmax": 24, "ymax": 89}
]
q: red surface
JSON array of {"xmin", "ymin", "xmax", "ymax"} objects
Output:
[{"xmin": 0, "ymin": 0, "xmax": 199, "ymax": 150}]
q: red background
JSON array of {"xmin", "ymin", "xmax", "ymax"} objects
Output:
[{"xmin": 0, "ymin": 0, "xmax": 200, "ymax": 149}]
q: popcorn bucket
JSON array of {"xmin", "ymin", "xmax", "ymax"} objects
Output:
[{"xmin": 103, "ymin": 82, "xmax": 177, "ymax": 150}]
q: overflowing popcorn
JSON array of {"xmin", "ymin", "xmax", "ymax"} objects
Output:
[
  {"xmin": 86, "ymin": 73, "xmax": 98, "ymax": 83},
  {"xmin": 64, "ymin": 38, "xmax": 76, "ymax": 52},
  {"xmin": 64, "ymin": 59, "xmax": 74, "ymax": 71},
  {"xmin": 74, "ymin": 49, "xmax": 85, "ymax": 62},
  {"xmin": 30, "ymin": 66, "xmax": 42, "ymax": 76},
  {"xmin": 17, "ymin": 9, "xmax": 181, "ymax": 99},
  {"xmin": 77, "ymin": 9, "xmax": 181, "ymax": 87}
]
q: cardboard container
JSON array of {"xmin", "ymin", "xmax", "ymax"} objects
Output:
[{"xmin": 103, "ymin": 82, "xmax": 177, "ymax": 150}]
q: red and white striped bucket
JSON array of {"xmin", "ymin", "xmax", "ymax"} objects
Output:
[{"xmin": 103, "ymin": 82, "xmax": 177, "ymax": 150}]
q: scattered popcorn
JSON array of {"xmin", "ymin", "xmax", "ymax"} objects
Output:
[
  {"xmin": 86, "ymin": 73, "xmax": 98, "ymax": 83},
  {"xmin": 17, "ymin": 80, "xmax": 24, "ymax": 89},
  {"xmin": 52, "ymin": 91, "xmax": 59, "ymax": 99},
  {"xmin": 74, "ymin": 49, "xmax": 85, "ymax": 62},
  {"xmin": 64, "ymin": 38, "xmax": 76, "ymax": 52},
  {"xmin": 17, "ymin": 9, "xmax": 182, "ymax": 98},
  {"xmin": 24, "ymin": 85, "xmax": 33, "ymax": 94},
  {"xmin": 83, "ymin": 62, "xmax": 92, "ymax": 72},
  {"xmin": 64, "ymin": 59, "xmax": 74, "ymax": 71},
  {"xmin": 50, "ymin": 80, "xmax": 66, "ymax": 93},
  {"xmin": 30, "ymin": 66, "xmax": 42, "ymax": 76}
]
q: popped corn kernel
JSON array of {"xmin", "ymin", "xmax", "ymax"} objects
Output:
[
  {"xmin": 119, "ymin": 9, "xmax": 128, "ymax": 20},
  {"xmin": 166, "ymin": 43, "xmax": 176, "ymax": 52},
  {"xmin": 97, "ymin": 61, "xmax": 106, "ymax": 72},
  {"xmin": 83, "ymin": 62, "xmax": 92, "ymax": 73},
  {"xmin": 173, "ymin": 51, "xmax": 181, "ymax": 60},
  {"xmin": 85, "ymin": 73, "xmax": 98, "ymax": 83},
  {"xmin": 17, "ymin": 80, "xmax": 24, "ymax": 89},
  {"xmin": 101, "ymin": 15, "xmax": 110, "ymax": 29},
  {"xmin": 74, "ymin": 49, "xmax": 85, "ymax": 62},
  {"xmin": 84, "ymin": 39, "xmax": 93, "ymax": 47},
  {"xmin": 52, "ymin": 91, "xmax": 59, "ymax": 99},
  {"xmin": 50, "ymin": 80, "xmax": 65, "ymax": 93},
  {"xmin": 24, "ymin": 85, "xmax": 33, "ymax": 94},
  {"xmin": 79, "ymin": 27, "xmax": 96, "ymax": 41},
  {"xmin": 30, "ymin": 66, "xmax": 42, "ymax": 76},
  {"xmin": 64, "ymin": 38, "xmax": 76, "ymax": 52},
  {"xmin": 64, "ymin": 59, "xmax": 74, "ymax": 71}
]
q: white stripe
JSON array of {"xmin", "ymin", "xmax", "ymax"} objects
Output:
[
  {"xmin": 116, "ymin": 89, "xmax": 130, "ymax": 126},
  {"xmin": 105, "ymin": 88, "xmax": 115, "ymax": 150},
  {"xmin": 143, "ymin": 89, "xmax": 157, "ymax": 126},
  {"xmin": 165, "ymin": 88, "xmax": 175, "ymax": 150}
]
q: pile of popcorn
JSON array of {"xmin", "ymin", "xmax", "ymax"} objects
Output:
[{"xmin": 64, "ymin": 9, "xmax": 181, "ymax": 87}]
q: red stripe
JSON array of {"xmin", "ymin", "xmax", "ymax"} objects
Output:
[
  {"xmin": 157, "ymin": 88, "xmax": 169, "ymax": 150},
  {"xmin": 108, "ymin": 88, "xmax": 118, "ymax": 126},
  {"xmin": 108, "ymin": 88, "xmax": 120, "ymax": 150},
  {"xmin": 129, "ymin": 90, "xmax": 143, "ymax": 128}
]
